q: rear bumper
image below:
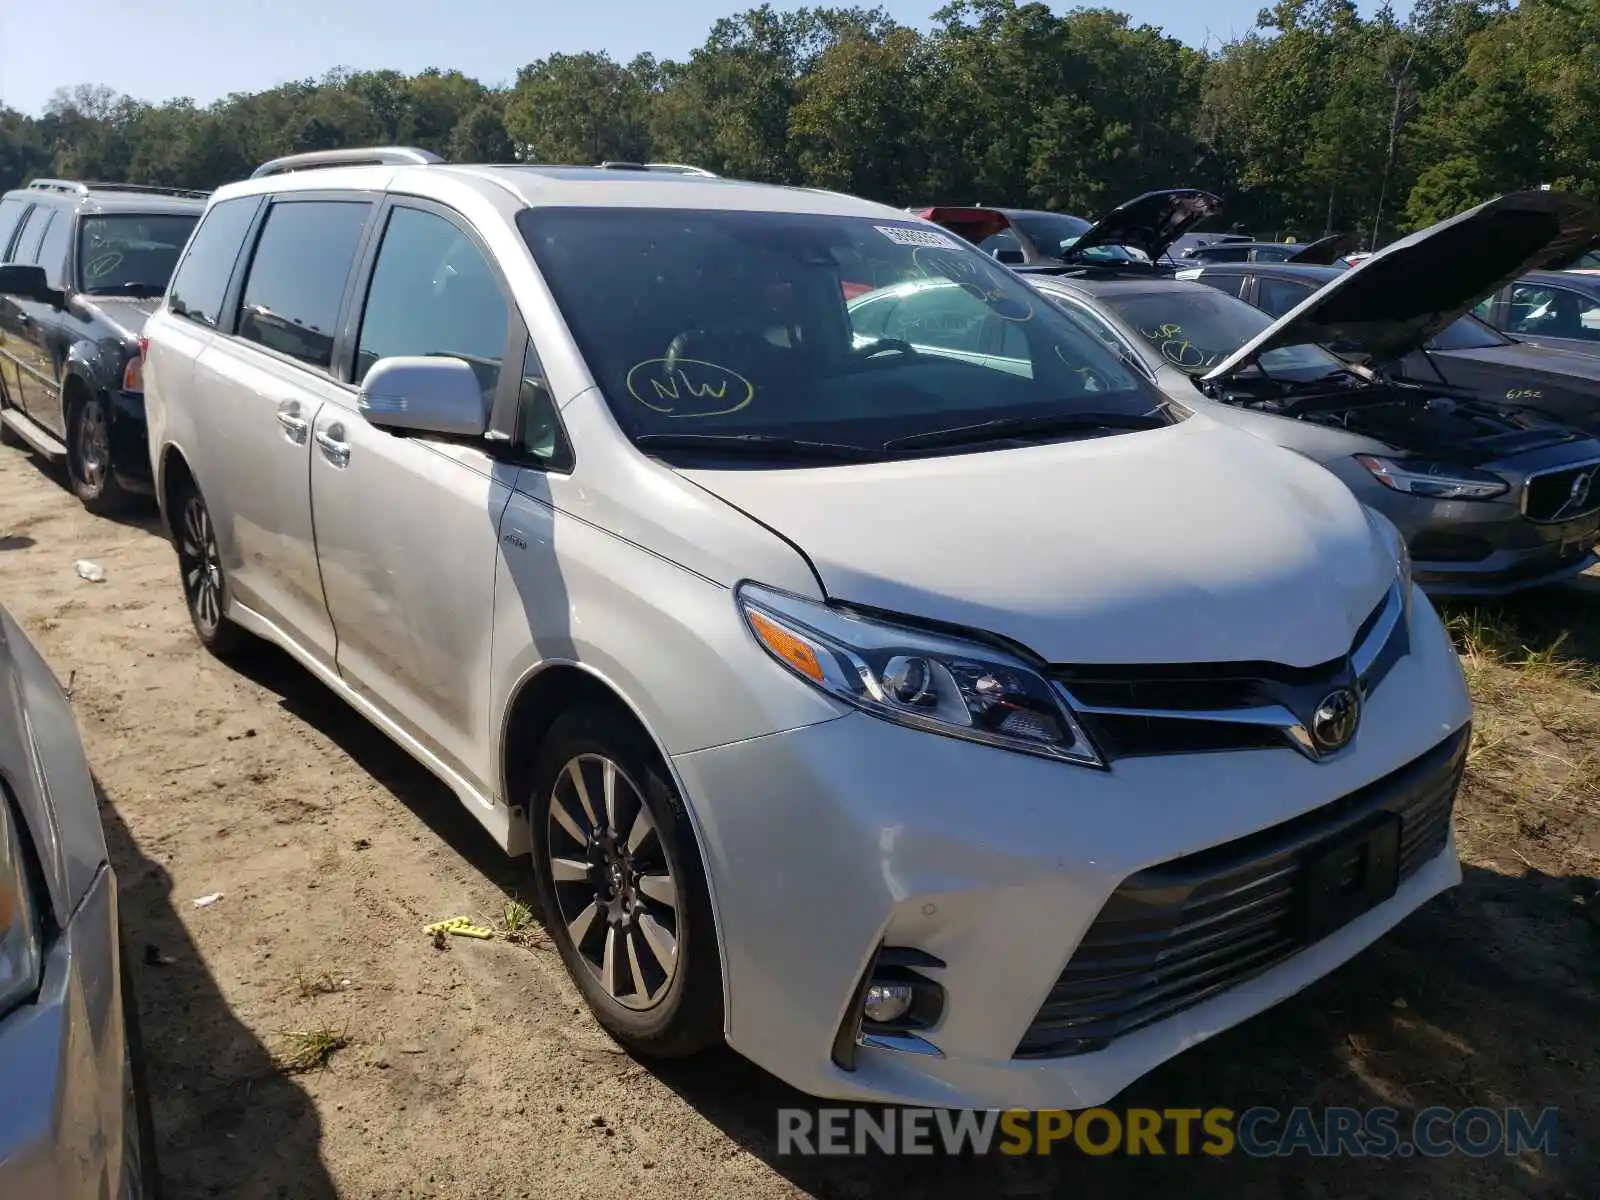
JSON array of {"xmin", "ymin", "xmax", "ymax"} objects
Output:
[
  {"xmin": 0, "ymin": 864, "xmax": 129, "ymax": 1200},
  {"xmin": 109, "ymin": 390, "xmax": 153, "ymax": 492}
]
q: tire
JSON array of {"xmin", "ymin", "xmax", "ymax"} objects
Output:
[
  {"xmin": 171, "ymin": 478, "xmax": 249, "ymax": 658},
  {"xmin": 119, "ymin": 934, "xmax": 162, "ymax": 1200},
  {"xmin": 69, "ymin": 391, "xmax": 132, "ymax": 515},
  {"xmin": 528, "ymin": 707, "xmax": 723, "ymax": 1057}
]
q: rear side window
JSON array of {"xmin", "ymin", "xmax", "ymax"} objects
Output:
[
  {"xmin": 1256, "ymin": 276, "xmax": 1315, "ymax": 318},
  {"xmin": 1198, "ymin": 272, "xmax": 1249, "ymax": 300},
  {"xmin": 0, "ymin": 199, "xmax": 28, "ymax": 259},
  {"xmin": 237, "ymin": 200, "xmax": 370, "ymax": 370},
  {"xmin": 354, "ymin": 205, "xmax": 509, "ymax": 406},
  {"xmin": 170, "ymin": 196, "xmax": 262, "ymax": 328},
  {"xmin": 34, "ymin": 210, "xmax": 71, "ymax": 288},
  {"xmin": 11, "ymin": 207, "xmax": 53, "ymax": 265}
]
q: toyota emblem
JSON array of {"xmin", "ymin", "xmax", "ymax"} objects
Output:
[{"xmin": 1310, "ymin": 688, "xmax": 1361, "ymax": 752}]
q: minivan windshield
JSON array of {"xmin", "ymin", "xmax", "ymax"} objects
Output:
[
  {"xmin": 1101, "ymin": 288, "xmax": 1347, "ymax": 378},
  {"xmin": 518, "ymin": 208, "xmax": 1171, "ymax": 461},
  {"xmin": 77, "ymin": 213, "xmax": 199, "ymax": 296}
]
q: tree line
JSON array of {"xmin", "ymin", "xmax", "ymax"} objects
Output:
[{"xmin": 3, "ymin": 0, "xmax": 1595, "ymax": 246}]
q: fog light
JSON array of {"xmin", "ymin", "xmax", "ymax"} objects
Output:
[{"xmin": 863, "ymin": 982, "xmax": 915, "ymax": 1024}]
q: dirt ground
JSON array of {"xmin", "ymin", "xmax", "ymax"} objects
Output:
[{"xmin": 0, "ymin": 444, "xmax": 1595, "ymax": 1200}]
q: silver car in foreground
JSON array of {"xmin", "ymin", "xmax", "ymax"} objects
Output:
[{"xmin": 0, "ymin": 603, "xmax": 158, "ymax": 1197}]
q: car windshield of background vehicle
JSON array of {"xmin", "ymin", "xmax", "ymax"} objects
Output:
[
  {"xmin": 519, "ymin": 207, "xmax": 1171, "ymax": 461},
  {"xmin": 78, "ymin": 214, "xmax": 200, "ymax": 296},
  {"xmin": 1507, "ymin": 283, "xmax": 1600, "ymax": 343},
  {"xmin": 1008, "ymin": 212, "xmax": 1139, "ymax": 263},
  {"xmin": 1102, "ymin": 290, "xmax": 1347, "ymax": 378}
]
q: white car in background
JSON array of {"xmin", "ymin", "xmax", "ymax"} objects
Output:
[{"xmin": 141, "ymin": 148, "xmax": 1470, "ymax": 1109}]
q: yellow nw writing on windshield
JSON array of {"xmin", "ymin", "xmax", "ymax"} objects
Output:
[
  {"xmin": 626, "ymin": 357, "xmax": 756, "ymax": 417},
  {"xmin": 651, "ymin": 372, "xmax": 728, "ymax": 401}
]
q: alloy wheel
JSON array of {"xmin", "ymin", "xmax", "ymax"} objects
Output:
[
  {"xmin": 546, "ymin": 753, "xmax": 679, "ymax": 1010},
  {"xmin": 77, "ymin": 400, "xmax": 110, "ymax": 494},
  {"xmin": 177, "ymin": 495, "xmax": 223, "ymax": 635}
]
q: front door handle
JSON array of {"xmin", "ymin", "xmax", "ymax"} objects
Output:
[
  {"xmin": 314, "ymin": 425, "xmax": 350, "ymax": 468},
  {"xmin": 275, "ymin": 403, "xmax": 310, "ymax": 444}
]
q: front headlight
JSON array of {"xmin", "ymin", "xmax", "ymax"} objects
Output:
[
  {"xmin": 1355, "ymin": 454, "xmax": 1509, "ymax": 501},
  {"xmin": 738, "ymin": 583, "xmax": 1102, "ymax": 766},
  {"xmin": 0, "ymin": 792, "xmax": 41, "ymax": 1018}
]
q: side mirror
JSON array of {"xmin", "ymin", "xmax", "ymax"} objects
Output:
[
  {"xmin": 992, "ymin": 248, "xmax": 1025, "ymax": 265},
  {"xmin": 358, "ymin": 356, "xmax": 488, "ymax": 438},
  {"xmin": 0, "ymin": 264, "xmax": 60, "ymax": 305}
]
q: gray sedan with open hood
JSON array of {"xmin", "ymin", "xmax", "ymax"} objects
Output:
[{"xmin": 1022, "ymin": 189, "xmax": 1600, "ymax": 596}]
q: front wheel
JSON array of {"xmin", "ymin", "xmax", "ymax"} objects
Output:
[
  {"xmin": 528, "ymin": 708, "xmax": 723, "ymax": 1057},
  {"xmin": 69, "ymin": 392, "xmax": 131, "ymax": 515},
  {"xmin": 173, "ymin": 480, "xmax": 249, "ymax": 658}
]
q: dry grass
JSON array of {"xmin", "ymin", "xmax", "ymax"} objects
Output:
[
  {"xmin": 278, "ymin": 1026, "xmax": 350, "ymax": 1074},
  {"xmin": 1438, "ymin": 592, "xmax": 1600, "ymax": 878}
]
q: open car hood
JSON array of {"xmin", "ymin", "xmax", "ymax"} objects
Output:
[
  {"xmin": 1204, "ymin": 189, "xmax": 1600, "ymax": 382},
  {"xmin": 1286, "ymin": 232, "xmax": 1359, "ymax": 265},
  {"xmin": 1066, "ymin": 189, "xmax": 1222, "ymax": 263}
]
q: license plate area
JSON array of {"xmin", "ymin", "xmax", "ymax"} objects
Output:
[
  {"xmin": 1301, "ymin": 814, "xmax": 1401, "ymax": 942},
  {"xmin": 1558, "ymin": 519, "xmax": 1600, "ymax": 560}
]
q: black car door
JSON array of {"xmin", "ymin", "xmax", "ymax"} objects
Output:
[
  {"xmin": 0, "ymin": 200, "xmax": 39, "ymax": 415},
  {"xmin": 20, "ymin": 210, "xmax": 74, "ymax": 438},
  {"xmin": 0, "ymin": 206, "xmax": 63, "ymax": 427}
]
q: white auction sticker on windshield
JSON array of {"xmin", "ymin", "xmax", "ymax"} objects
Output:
[{"xmin": 875, "ymin": 225, "xmax": 962, "ymax": 250}]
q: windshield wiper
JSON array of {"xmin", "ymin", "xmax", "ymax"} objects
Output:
[
  {"xmin": 83, "ymin": 282, "xmax": 166, "ymax": 298},
  {"xmin": 634, "ymin": 432, "xmax": 884, "ymax": 462},
  {"xmin": 884, "ymin": 410, "xmax": 1167, "ymax": 451}
]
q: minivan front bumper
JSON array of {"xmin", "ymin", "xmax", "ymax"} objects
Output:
[{"xmin": 672, "ymin": 586, "xmax": 1471, "ymax": 1110}]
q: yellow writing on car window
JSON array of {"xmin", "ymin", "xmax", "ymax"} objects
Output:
[{"xmin": 625, "ymin": 358, "xmax": 756, "ymax": 417}]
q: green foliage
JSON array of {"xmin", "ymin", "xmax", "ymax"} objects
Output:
[{"xmin": 0, "ymin": 0, "xmax": 1594, "ymax": 245}]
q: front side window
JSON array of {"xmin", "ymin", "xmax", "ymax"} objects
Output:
[
  {"xmin": 355, "ymin": 206, "xmax": 509, "ymax": 408},
  {"xmin": 0, "ymin": 199, "xmax": 29, "ymax": 259},
  {"xmin": 1102, "ymin": 287, "xmax": 1345, "ymax": 377},
  {"xmin": 78, "ymin": 213, "xmax": 199, "ymax": 296},
  {"xmin": 1424, "ymin": 314, "xmax": 1510, "ymax": 351},
  {"xmin": 519, "ymin": 207, "xmax": 1165, "ymax": 461},
  {"xmin": 1506, "ymin": 283, "xmax": 1600, "ymax": 342},
  {"xmin": 237, "ymin": 200, "xmax": 371, "ymax": 369},
  {"xmin": 170, "ymin": 196, "xmax": 263, "ymax": 328}
]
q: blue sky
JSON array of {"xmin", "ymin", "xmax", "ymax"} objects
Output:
[{"xmin": 0, "ymin": 0, "xmax": 1274, "ymax": 115}]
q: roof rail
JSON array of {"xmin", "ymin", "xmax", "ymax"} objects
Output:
[
  {"xmin": 27, "ymin": 178, "xmax": 90, "ymax": 196},
  {"xmin": 596, "ymin": 161, "xmax": 719, "ymax": 178},
  {"xmin": 250, "ymin": 146, "xmax": 444, "ymax": 180},
  {"xmin": 82, "ymin": 181, "xmax": 212, "ymax": 200}
]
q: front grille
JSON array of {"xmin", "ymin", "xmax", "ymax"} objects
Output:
[
  {"xmin": 1014, "ymin": 725, "xmax": 1467, "ymax": 1059},
  {"xmin": 1523, "ymin": 460, "xmax": 1600, "ymax": 523},
  {"xmin": 1052, "ymin": 583, "xmax": 1406, "ymax": 760},
  {"xmin": 1409, "ymin": 531, "xmax": 1494, "ymax": 563}
]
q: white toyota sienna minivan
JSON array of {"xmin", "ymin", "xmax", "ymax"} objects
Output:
[{"xmin": 141, "ymin": 147, "xmax": 1472, "ymax": 1110}]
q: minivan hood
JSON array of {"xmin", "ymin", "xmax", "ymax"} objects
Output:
[
  {"xmin": 78, "ymin": 295, "xmax": 159, "ymax": 343},
  {"xmin": 1205, "ymin": 189, "xmax": 1600, "ymax": 381},
  {"xmin": 681, "ymin": 418, "xmax": 1393, "ymax": 668},
  {"xmin": 1068, "ymin": 189, "xmax": 1223, "ymax": 264}
]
